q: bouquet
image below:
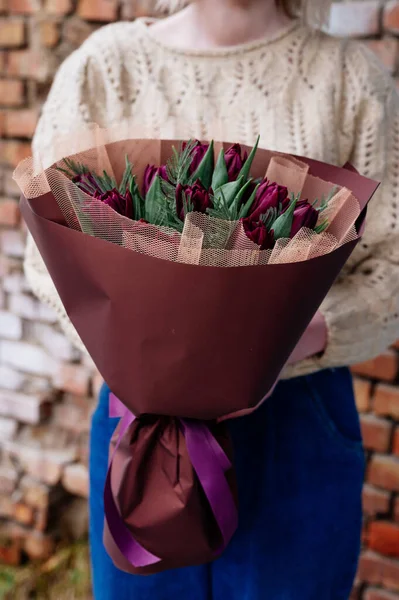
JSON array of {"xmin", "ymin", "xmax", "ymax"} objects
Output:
[{"xmin": 14, "ymin": 126, "xmax": 379, "ymax": 574}]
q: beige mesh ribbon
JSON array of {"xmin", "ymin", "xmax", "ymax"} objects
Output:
[{"xmin": 13, "ymin": 123, "xmax": 360, "ymax": 268}]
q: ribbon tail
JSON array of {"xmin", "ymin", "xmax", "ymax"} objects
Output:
[
  {"xmin": 181, "ymin": 420, "xmax": 238, "ymax": 552},
  {"xmin": 104, "ymin": 399, "xmax": 161, "ymax": 568}
]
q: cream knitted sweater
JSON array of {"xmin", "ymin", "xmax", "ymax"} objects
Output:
[{"xmin": 25, "ymin": 18, "xmax": 399, "ymax": 378}]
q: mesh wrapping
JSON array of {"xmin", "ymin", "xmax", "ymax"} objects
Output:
[{"xmin": 13, "ymin": 124, "xmax": 360, "ymax": 268}]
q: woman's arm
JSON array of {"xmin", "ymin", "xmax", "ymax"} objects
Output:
[
  {"xmin": 285, "ymin": 41, "xmax": 399, "ymax": 378},
  {"xmin": 24, "ymin": 44, "xmax": 104, "ymax": 352}
]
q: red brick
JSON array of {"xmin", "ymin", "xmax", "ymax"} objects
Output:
[
  {"xmin": 0, "ymin": 18, "xmax": 25, "ymax": 47},
  {"xmin": 365, "ymin": 587, "xmax": 399, "ymax": 600},
  {"xmin": 358, "ymin": 550, "xmax": 399, "ymax": 591},
  {"xmin": 52, "ymin": 363, "xmax": 91, "ymax": 396},
  {"xmin": 0, "ymin": 79, "xmax": 25, "ymax": 107},
  {"xmin": 0, "ymin": 198, "xmax": 20, "ymax": 225},
  {"xmin": 352, "ymin": 352, "xmax": 398, "ymax": 382},
  {"xmin": 0, "ymin": 139, "xmax": 31, "ymax": 167},
  {"xmin": 121, "ymin": 0, "xmax": 157, "ymax": 19},
  {"xmin": 38, "ymin": 20, "xmax": 60, "ymax": 47},
  {"xmin": 8, "ymin": 0, "xmax": 40, "ymax": 12},
  {"xmin": 62, "ymin": 463, "xmax": 89, "ymax": 498},
  {"xmin": 366, "ymin": 37, "xmax": 399, "ymax": 73},
  {"xmin": 368, "ymin": 455, "xmax": 399, "ymax": 492},
  {"xmin": 328, "ymin": 1, "xmax": 381, "ymax": 38},
  {"xmin": 394, "ymin": 428, "xmax": 399, "ymax": 457},
  {"xmin": 4, "ymin": 107, "xmax": 39, "ymax": 137},
  {"xmin": 375, "ymin": 384, "xmax": 399, "ymax": 420},
  {"xmin": 77, "ymin": 0, "xmax": 118, "ymax": 21},
  {"xmin": 384, "ymin": 2, "xmax": 399, "ymax": 35},
  {"xmin": 0, "ymin": 527, "xmax": 22, "ymax": 565},
  {"xmin": 44, "ymin": 0, "xmax": 72, "ymax": 15},
  {"xmin": 7, "ymin": 49, "xmax": 55, "ymax": 81},
  {"xmin": 368, "ymin": 521, "xmax": 399, "ymax": 558},
  {"xmin": 354, "ymin": 377, "xmax": 372, "ymax": 413},
  {"xmin": 361, "ymin": 415, "xmax": 392, "ymax": 453},
  {"xmin": 363, "ymin": 485, "xmax": 391, "ymax": 517}
]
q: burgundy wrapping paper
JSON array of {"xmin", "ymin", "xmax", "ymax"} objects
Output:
[
  {"xmin": 20, "ymin": 169, "xmax": 376, "ymax": 421},
  {"xmin": 18, "ymin": 147, "xmax": 379, "ymax": 575},
  {"xmin": 104, "ymin": 414, "xmax": 236, "ymax": 575}
]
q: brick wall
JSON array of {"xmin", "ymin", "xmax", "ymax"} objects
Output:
[{"xmin": 0, "ymin": 0, "xmax": 399, "ymax": 597}]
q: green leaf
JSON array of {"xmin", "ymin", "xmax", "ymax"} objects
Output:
[
  {"xmin": 208, "ymin": 188, "xmax": 232, "ymax": 220},
  {"xmin": 238, "ymin": 135, "xmax": 260, "ymax": 182},
  {"xmin": 119, "ymin": 155, "xmax": 133, "ymax": 194},
  {"xmin": 314, "ymin": 220, "xmax": 329, "ymax": 234},
  {"xmin": 129, "ymin": 175, "xmax": 144, "ymax": 221},
  {"xmin": 238, "ymin": 183, "xmax": 259, "ymax": 219},
  {"xmin": 213, "ymin": 177, "xmax": 245, "ymax": 213},
  {"xmin": 102, "ymin": 170, "xmax": 117, "ymax": 190},
  {"xmin": 190, "ymin": 140, "xmax": 215, "ymax": 189},
  {"xmin": 272, "ymin": 192, "xmax": 299, "ymax": 240},
  {"xmin": 144, "ymin": 175, "xmax": 170, "ymax": 227},
  {"xmin": 229, "ymin": 179, "xmax": 255, "ymax": 220},
  {"xmin": 260, "ymin": 206, "xmax": 278, "ymax": 229},
  {"xmin": 166, "ymin": 140, "xmax": 197, "ymax": 187},
  {"xmin": 211, "ymin": 148, "xmax": 229, "ymax": 191},
  {"xmin": 144, "ymin": 175, "xmax": 183, "ymax": 231}
]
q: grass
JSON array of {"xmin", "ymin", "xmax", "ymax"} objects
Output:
[{"xmin": 0, "ymin": 541, "xmax": 92, "ymax": 600}]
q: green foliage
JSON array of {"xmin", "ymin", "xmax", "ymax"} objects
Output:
[
  {"xmin": 272, "ymin": 192, "xmax": 299, "ymax": 240},
  {"xmin": 212, "ymin": 148, "xmax": 229, "ymax": 191},
  {"xmin": 237, "ymin": 135, "xmax": 260, "ymax": 181},
  {"xmin": 190, "ymin": 141, "xmax": 215, "ymax": 189}
]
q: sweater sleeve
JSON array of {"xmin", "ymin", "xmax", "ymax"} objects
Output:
[
  {"xmin": 24, "ymin": 45, "xmax": 103, "ymax": 352},
  {"xmin": 284, "ymin": 41, "xmax": 399, "ymax": 378}
]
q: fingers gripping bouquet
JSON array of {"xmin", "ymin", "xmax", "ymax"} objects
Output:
[{"xmin": 14, "ymin": 126, "xmax": 378, "ymax": 575}]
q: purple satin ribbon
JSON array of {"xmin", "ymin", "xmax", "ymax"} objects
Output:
[{"xmin": 105, "ymin": 393, "xmax": 238, "ymax": 568}]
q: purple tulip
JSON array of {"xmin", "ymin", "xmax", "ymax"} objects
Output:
[
  {"xmin": 249, "ymin": 180, "xmax": 289, "ymax": 221},
  {"xmin": 176, "ymin": 181, "xmax": 213, "ymax": 221},
  {"xmin": 290, "ymin": 200, "xmax": 318, "ymax": 237},
  {"xmin": 225, "ymin": 143, "xmax": 248, "ymax": 181},
  {"xmin": 73, "ymin": 173, "xmax": 103, "ymax": 197},
  {"xmin": 94, "ymin": 188, "xmax": 134, "ymax": 220},
  {"xmin": 182, "ymin": 141, "xmax": 210, "ymax": 175},
  {"xmin": 142, "ymin": 165, "xmax": 168, "ymax": 197},
  {"xmin": 243, "ymin": 218, "xmax": 275, "ymax": 250}
]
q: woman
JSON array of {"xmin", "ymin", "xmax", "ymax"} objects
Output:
[{"xmin": 25, "ymin": 0, "xmax": 399, "ymax": 598}]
